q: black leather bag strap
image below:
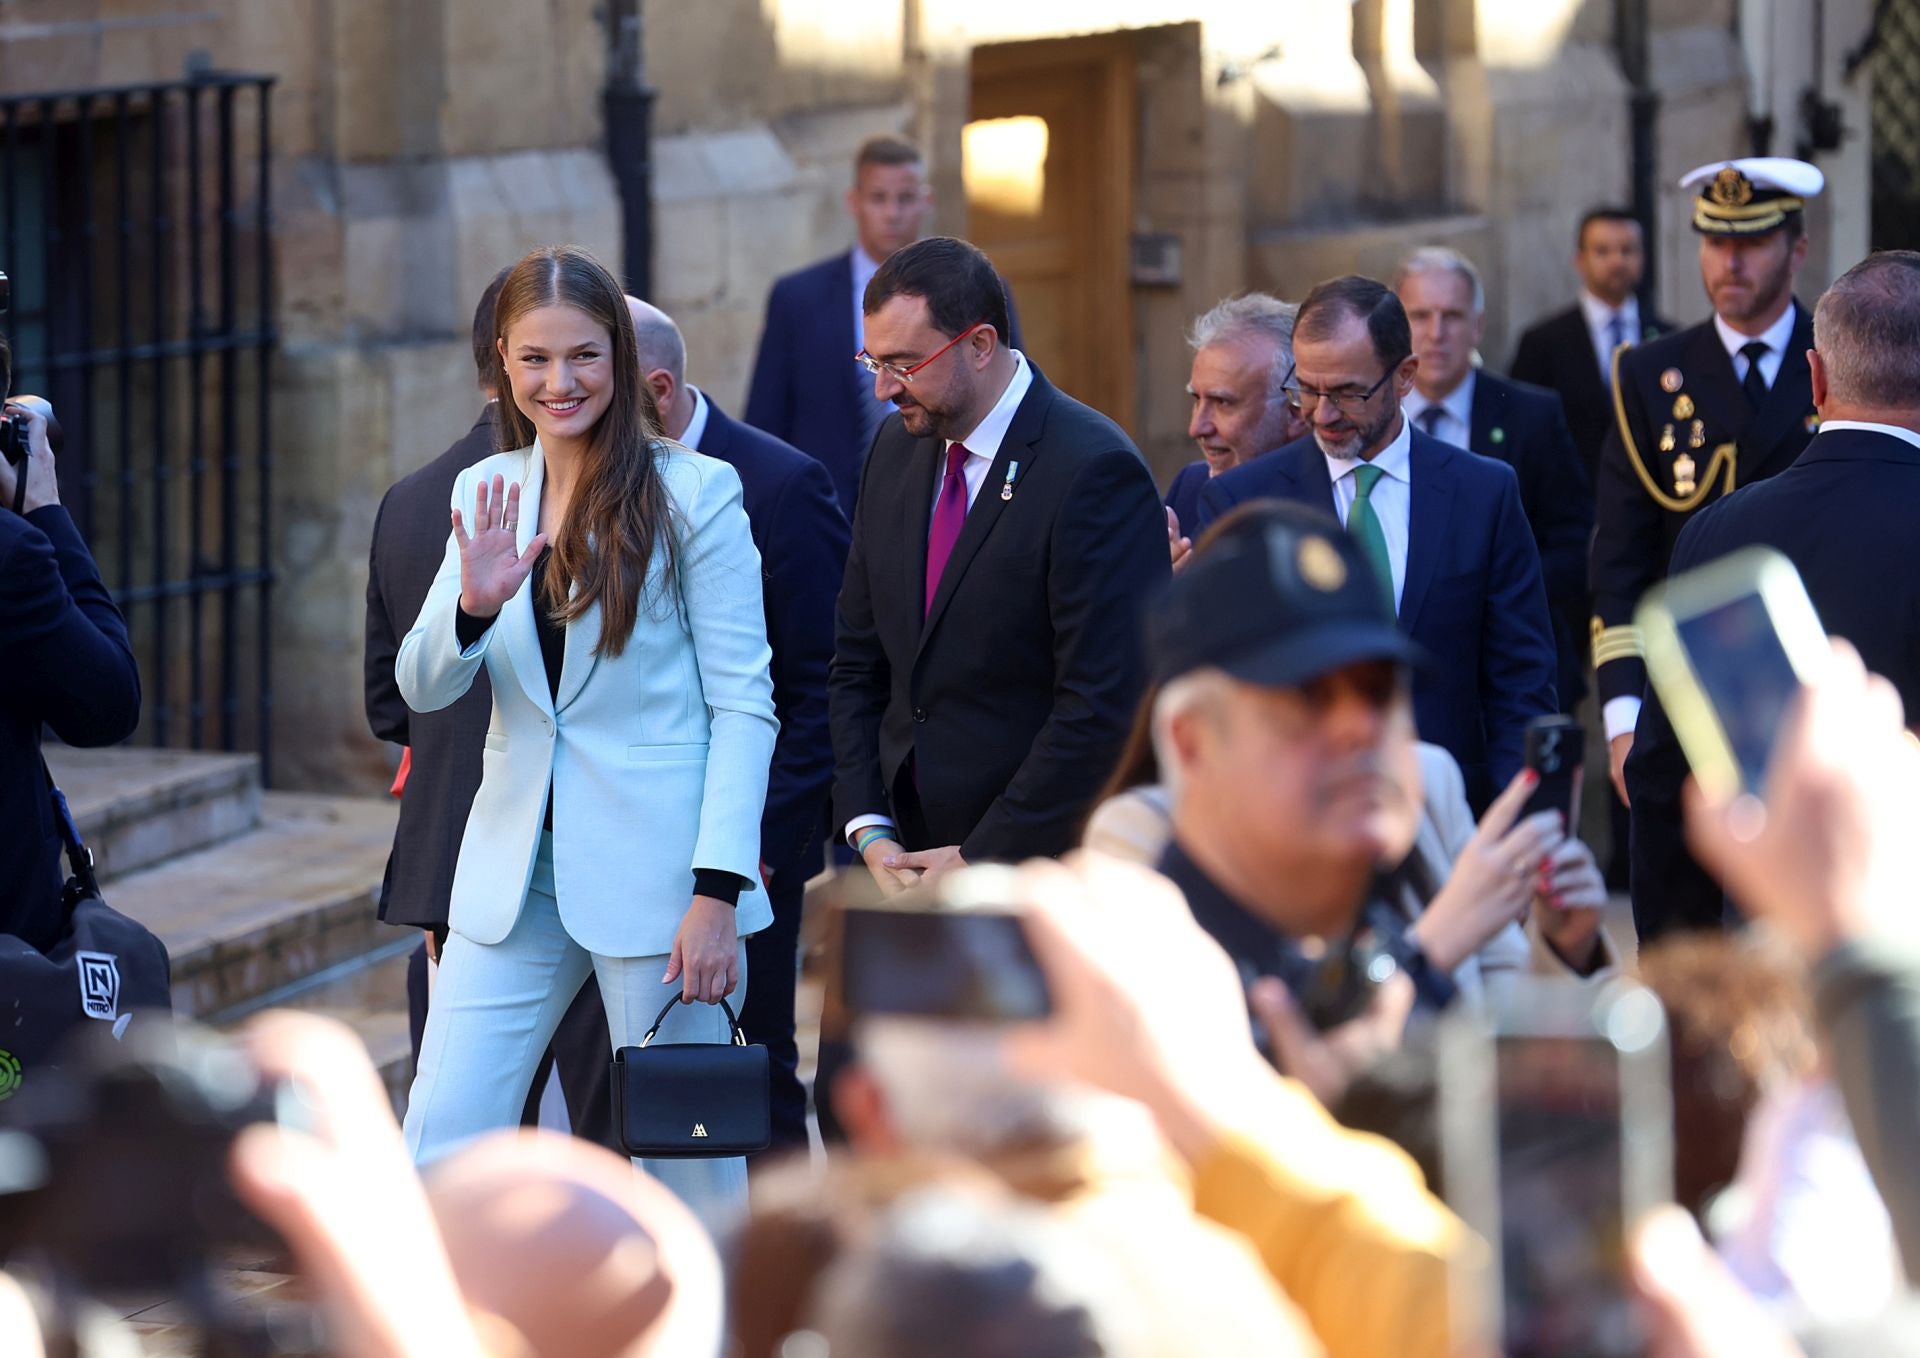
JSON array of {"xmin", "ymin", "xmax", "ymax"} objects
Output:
[
  {"xmin": 639, "ymin": 994, "xmax": 746, "ymax": 1048},
  {"xmin": 40, "ymin": 754, "xmax": 100, "ymax": 905}
]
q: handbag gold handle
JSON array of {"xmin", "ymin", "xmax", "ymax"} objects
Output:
[{"xmin": 637, "ymin": 994, "xmax": 747, "ymax": 1048}]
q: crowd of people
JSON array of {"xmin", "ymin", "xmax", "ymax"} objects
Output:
[{"xmin": 7, "ymin": 127, "xmax": 1920, "ymax": 1356}]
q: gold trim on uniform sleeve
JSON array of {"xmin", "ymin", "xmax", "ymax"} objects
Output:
[
  {"xmin": 1609, "ymin": 345, "xmax": 1738, "ymax": 513},
  {"xmin": 1591, "ymin": 622, "xmax": 1645, "ymax": 667}
]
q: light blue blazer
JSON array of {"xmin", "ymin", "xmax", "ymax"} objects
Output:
[{"xmin": 395, "ymin": 439, "xmax": 778, "ymax": 957}]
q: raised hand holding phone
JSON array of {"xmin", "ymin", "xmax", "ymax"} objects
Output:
[{"xmin": 1637, "ymin": 547, "xmax": 1829, "ymax": 803}]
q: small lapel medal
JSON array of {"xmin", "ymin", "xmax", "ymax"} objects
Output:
[{"xmin": 1001, "ymin": 461, "xmax": 1018, "ymax": 501}]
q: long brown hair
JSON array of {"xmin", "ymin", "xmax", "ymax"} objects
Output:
[{"xmin": 491, "ymin": 245, "xmax": 674, "ymax": 657}]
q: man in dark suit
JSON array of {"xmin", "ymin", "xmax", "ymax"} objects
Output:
[
  {"xmin": 1195, "ymin": 275, "xmax": 1557, "ymax": 812},
  {"xmin": 830, "ymin": 235, "xmax": 1167, "ymax": 889},
  {"xmin": 364, "ymin": 271, "xmax": 612, "ymax": 1143},
  {"xmin": 1591, "ymin": 158, "xmax": 1825, "ymax": 809},
  {"xmin": 1510, "ymin": 207, "xmax": 1678, "ymax": 485},
  {"xmin": 1394, "ymin": 247, "xmax": 1592, "ymax": 710},
  {"xmin": 630, "ymin": 296, "xmax": 851, "ymax": 1153},
  {"xmin": 1627, "ymin": 251, "xmax": 1920, "ymax": 940},
  {"xmin": 1165, "ymin": 293, "xmax": 1305, "ymax": 571},
  {"xmin": 1, "ymin": 395, "xmax": 140, "ymax": 952},
  {"xmin": 746, "ymin": 134, "xmax": 1021, "ymax": 517}
]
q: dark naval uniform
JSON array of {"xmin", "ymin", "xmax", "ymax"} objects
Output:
[
  {"xmin": 1588, "ymin": 157, "xmax": 1825, "ymax": 710},
  {"xmin": 1588, "ymin": 307, "xmax": 1818, "ymax": 705}
]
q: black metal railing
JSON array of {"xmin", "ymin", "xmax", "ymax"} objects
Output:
[
  {"xmin": 1870, "ymin": 0, "xmax": 1920, "ymax": 248},
  {"xmin": 2, "ymin": 73, "xmax": 277, "ymax": 778}
]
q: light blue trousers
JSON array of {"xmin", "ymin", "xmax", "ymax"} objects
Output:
[{"xmin": 402, "ymin": 833, "xmax": 749, "ymax": 1236}]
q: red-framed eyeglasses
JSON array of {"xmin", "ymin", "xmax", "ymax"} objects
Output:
[{"xmin": 854, "ymin": 320, "xmax": 990, "ymax": 386}]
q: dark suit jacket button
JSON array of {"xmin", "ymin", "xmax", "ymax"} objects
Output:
[{"xmin": 912, "ymin": 707, "xmax": 927, "ymax": 723}]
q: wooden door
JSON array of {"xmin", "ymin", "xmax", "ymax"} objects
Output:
[{"xmin": 966, "ymin": 35, "xmax": 1136, "ymax": 434}]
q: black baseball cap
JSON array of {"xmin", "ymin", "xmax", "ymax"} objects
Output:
[{"xmin": 1145, "ymin": 501, "xmax": 1424, "ymax": 687}]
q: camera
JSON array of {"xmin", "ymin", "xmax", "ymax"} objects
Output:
[
  {"xmin": 0, "ymin": 270, "xmax": 27, "ymax": 468},
  {"xmin": 0, "ymin": 1020, "xmax": 323, "ymax": 1353}
]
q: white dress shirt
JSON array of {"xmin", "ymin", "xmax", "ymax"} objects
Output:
[
  {"xmin": 1606, "ymin": 303, "xmax": 1805, "ymax": 745},
  {"xmin": 1324, "ymin": 412, "xmax": 1414, "ymax": 609},
  {"xmin": 1815, "ymin": 419, "xmax": 1920, "ymax": 451},
  {"xmin": 847, "ymin": 350, "xmax": 1034, "ymax": 847},
  {"xmin": 679, "ymin": 385, "xmax": 712, "ymax": 451},
  {"xmin": 1401, "ymin": 370, "xmax": 1476, "ymax": 455},
  {"xmin": 1579, "ymin": 291, "xmax": 1642, "ymax": 379},
  {"xmin": 930, "ymin": 349, "xmax": 1032, "ymax": 515},
  {"xmin": 1714, "ymin": 304, "xmax": 1796, "ymax": 392}
]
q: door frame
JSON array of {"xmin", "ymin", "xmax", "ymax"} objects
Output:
[{"xmin": 966, "ymin": 31, "xmax": 1137, "ymax": 436}]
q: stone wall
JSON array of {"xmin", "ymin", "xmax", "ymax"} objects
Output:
[
  {"xmin": 5, "ymin": 0, "xmax": 1873, "ymax": 794},
  {"xmin": 3, "ymin": 0, "xmax": 619, "ymax": 792}
]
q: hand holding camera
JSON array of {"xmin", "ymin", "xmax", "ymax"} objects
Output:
[{"xmin": 0, "ymin": 397, "xmax": 56, "ymax": 516}]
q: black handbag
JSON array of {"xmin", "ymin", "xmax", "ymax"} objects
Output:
[
  {"xmin": 610, "ymin": 994, "xmax": 769, "ymax": 1158},
  {"xmin": 0, "ymin": 761, "xmax": 173, "ymax": 1097}
]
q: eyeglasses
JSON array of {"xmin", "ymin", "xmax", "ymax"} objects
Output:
[
  {"xmin": 855, "ymin": 320, "xmax": 989, "ymax": 386},
  {"xmin": 1280, "ymin": 364, "xmax": 1399, "ymax": 414}
]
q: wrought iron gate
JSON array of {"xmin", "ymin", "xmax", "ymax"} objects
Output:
[
  {"xmin": 2, "ymin": 73, "xmax": 278, "ymax": 777},
  {"xmin": 1871, "ymin": 0, "xmax": 1920, "ymax": 248}
]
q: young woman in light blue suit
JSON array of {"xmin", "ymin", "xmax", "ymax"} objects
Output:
[{"xmin": 395, "ymin": 246, "xmax": 776, "ymax": 1232}]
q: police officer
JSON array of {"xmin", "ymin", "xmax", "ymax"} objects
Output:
[{"xmin": 1591, "ymin": 157, "xmax": 1825, "ymax": 802}]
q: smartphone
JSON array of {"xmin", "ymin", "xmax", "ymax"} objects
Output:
[
  {"xmin": 1439, "ymin": 981, "xmax": 1673, "ymax": 1358},
  {"xmin": 1636, "ymin": 546, "xmax": 1828, "ymax": 801},
  {"xmin": 1521, "ymin": 715, "xmax": 1584, "ymax": 825},
  {"xmin": 835, "ymin": 865, "xmax": 1052, "ymax": 1022}
]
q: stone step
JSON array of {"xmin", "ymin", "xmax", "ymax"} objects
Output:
[
  {"xmin": 208, "ymin": 943, "xmax": 418, "ymax": 1122},
  {"xmin": 100, "ymin": 791, "xmax": 398, "ymax": 1018},
  {"xmin": 41, "ymin": 745, "xmax": 263, "ymax": 883}
]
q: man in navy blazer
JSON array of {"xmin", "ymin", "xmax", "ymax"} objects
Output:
[
  {"xmin": 1395, "ymin": 248, "xmax": 1593, "ymax": 710},
  {"xmin": 1626, "ymin": 252, "xmax": 1920, "ymax": 941},
  {"xmin": 746, "ymin": 134, "xmax": 1020, "ymax": 516},
  {"xmin": 1195, "ymin": 276, "xmax": 1557, "ymax": 812},
  {"xmin": 1164, "ymin": 293, "xmax": 1305, "ymax": 570},
  {"xmin": 633, "ymin": 298, "xmax": 850, "ymax": 1152},
  {"xmin": 1, "ymin": 397, "xmax": 140, "ymax": 952},
  {"xmin": 1509, "ymin": 207, "xmax": 1678, "ymax": 486}
]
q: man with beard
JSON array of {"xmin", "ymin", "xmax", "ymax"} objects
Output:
[
  {"xmin": 1194, "ymin": 275, "xmax": 1557, "ymax": 812},
  {"xmin": 830, "ymin": 235, "xmax": 1166, "ymax": 891},
  {"xmin": 1165, "ymin": 294, "xmax": 1306, "ymax": 570},
  {"xmin": 1591, "ymin": 158, "xmax": 1823, "ymax": 809}
]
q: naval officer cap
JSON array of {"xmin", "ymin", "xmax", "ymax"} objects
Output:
[{"xmin": 1681, "ymin": 157, "xmax": 1824, "ymax": 237}]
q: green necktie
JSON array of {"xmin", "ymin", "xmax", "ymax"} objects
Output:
[{"xmin": 1348, "ymin": 462, "xmax": 1395, "ymax": 613}]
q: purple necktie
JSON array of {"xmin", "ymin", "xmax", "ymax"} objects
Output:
[{"xmin": 925, "ymin": 443, "xmax": 971, "ymax": 615}]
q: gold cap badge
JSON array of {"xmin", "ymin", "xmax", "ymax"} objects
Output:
[
  {"xmin": 1709, "ymin": 166, "xmax": 1754, "ymax": 207},
  {"xmin": 1297, "ymin": 536, "xmax": 1347, "ymax": 592}
]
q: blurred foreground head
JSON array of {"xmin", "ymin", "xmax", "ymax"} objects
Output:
[
  {"xmin": 424, "ymin": 1130, "xmax": 724, "ymax": 1358},
  {"xmin": 1635, "ymin": 935, "xmax": 1818, "ymax": 1221},
  {"xmin": 1144, "ymin": 500, "xmax": 1425, "ymax": 939},
  {"xmin": 804, "ymin": 1184, "xmax": 1134, "ymax": 1358}
]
